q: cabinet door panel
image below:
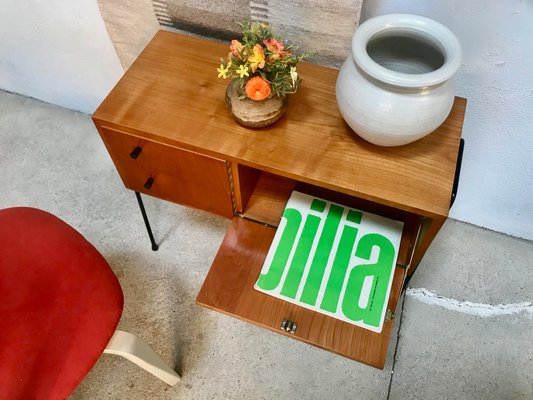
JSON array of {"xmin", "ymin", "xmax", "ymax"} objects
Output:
[
  {"xmin": 197, "ymin": 217, "xmax": 405, "ymax": 369},
  {"xmin": 98, "ymin": 126, "xmax": 234, "ymax": 218}
]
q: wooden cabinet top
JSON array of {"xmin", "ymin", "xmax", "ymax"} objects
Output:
[{"xmin": 94, "ymin": 30, "xmax": 466, "ymax": 218}]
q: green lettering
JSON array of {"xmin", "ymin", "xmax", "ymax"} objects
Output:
[
  {"xmin": 319, "ymin": 210, "xmax": 362, "ymax": 313},
  {"xmin": 341, "ymin": 234, "xmax": 395, "ymax": 327},
  {"xmin": 256, "ymin": 208, "xmax": 302, "ymax": 291},
  {"xmin": 299, "ymin": 204, "xmax": 344, "ymax": 306},
  {"xmin": 280, "ymin": 212, "xmax": 321, "ymax": 299}
]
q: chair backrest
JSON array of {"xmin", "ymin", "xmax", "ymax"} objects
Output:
[{"xmin": 0, "ymin": 207, "xmax": 123, "ymax": 399}]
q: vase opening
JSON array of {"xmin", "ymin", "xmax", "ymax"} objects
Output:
[
  {"xmin": 352, "ymin": 14, "xmax": 461, "ymax": 89},
  {"xmin": 366, "ymin": 33, "xmax": 445, "ymax": 75}
]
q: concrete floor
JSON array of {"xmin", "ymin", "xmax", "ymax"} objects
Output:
[{"xmin": 1, "ymin": 90, "xmax": 532, "ymax": 399}]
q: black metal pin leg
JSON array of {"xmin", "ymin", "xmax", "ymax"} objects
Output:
[
  {"xmin": 134, "ymin": 191, "xmax": 159, "ymax": 251},
  {"xmin": 450, "ymin": 138, "xmax": 465, "ymax": 208},
  {"xmin": 403, "ymin": 139, "xmax": 466, "ymax": 293}
]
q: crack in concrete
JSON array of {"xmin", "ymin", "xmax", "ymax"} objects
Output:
[
  {"xmin": 386, "ymin": 293, "xmax": 406, "ymax": 400},
  {"xmin": 406, "ymin": 287, "xmax": 533, "ymax": 317}
]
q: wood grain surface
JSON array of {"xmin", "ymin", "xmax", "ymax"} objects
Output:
[
  {"xmin": 93, "ymin": 30, "xmax": 466, "ymax": 219},
  {"xmin": 98, "ymin": 125, "xmax": 234, "ymax": 218},
  {"xmin": 231, "ymin": 163, "xmax": 261, "ymax": 213},
  {"xmin": 196, "ymin": 217, "xmax": 405, "ymax": 369},
  {"xmin": 242, "ymin": 172, "xmax": 296, "ymax": 227}
]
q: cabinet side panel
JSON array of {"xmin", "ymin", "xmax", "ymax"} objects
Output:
[{"xmin": 232, "ymin": 164, "xmax": 262, "ymax": 213}]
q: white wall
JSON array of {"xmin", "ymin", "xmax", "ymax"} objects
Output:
[
  {"xmin": 362, "ymin": 0, "xmax": 533, "ymax": 241},
  {"xmin": 0, "ymin": 0, "xmax": 124, "ymax": 114}
]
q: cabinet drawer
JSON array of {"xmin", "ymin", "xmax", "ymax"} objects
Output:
[{"xmin": 98, "ymin": 126, "xmax": 234, "ymax": 218}]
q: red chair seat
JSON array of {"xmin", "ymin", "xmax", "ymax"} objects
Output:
[{"xmin": 0, "ymin": 207, "xmax": 123, "ymax": 399}]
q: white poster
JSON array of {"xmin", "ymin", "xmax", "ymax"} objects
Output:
[{"xmin": 255, "ymin": 191, "xmax": 403, "ymax": 333}]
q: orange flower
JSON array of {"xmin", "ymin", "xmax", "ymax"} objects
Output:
[
  {"xmin": 263, "ymin": 38, "xmax": 284, "ymax": 53},
  {"xmin": 229, "ymin": 40, "xmax": 243, "ymax": 59},
  {"xmin": 263, "ymin": 37, "xmax": 290, "ymax": 60},
  {"xmin": 248, "ymin": 44, "xmax": 266, "ymax": 72},
  {"xmin": 245, "ymin": 76, "xmax": 271, "ymax": 101}
]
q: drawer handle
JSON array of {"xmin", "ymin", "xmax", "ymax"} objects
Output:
[
  {"xmin": 144, "ymin": 177, "xmax": 154, "ymax": 189},
  {"xmin": 130, "ymin": 146, "xmax": 142, "ymax": 159}
]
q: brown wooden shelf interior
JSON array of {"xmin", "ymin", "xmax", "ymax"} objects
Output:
[
  {"xmin": 240, "ymin": 171, "xmax": 296, "ymax": 227},
  {"xmin": 238, "ymin": 169, "xmax": 421, "ymax": 268}
]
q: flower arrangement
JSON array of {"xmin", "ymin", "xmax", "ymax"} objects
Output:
[{"xmin": 217, "ymin": 21, "xmax": 310, "ymax": 101}]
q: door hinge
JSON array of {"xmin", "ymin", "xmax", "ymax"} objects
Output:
[{"xmin": 281, "ymin": 319, "xmax": 298, "ymax": 334}]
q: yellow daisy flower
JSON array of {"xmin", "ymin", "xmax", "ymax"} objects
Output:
[
  {"xmin": 217, "ymin": 64, "xmax": 229, "ymax": 79},
  {"xmin": 236, "ymin": 65, "xmax": 249, "ymax": 79}
]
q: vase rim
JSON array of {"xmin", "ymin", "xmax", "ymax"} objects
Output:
[{"xmin": 352, "ymin": 13, "xmax": 462, "ymax": 88}]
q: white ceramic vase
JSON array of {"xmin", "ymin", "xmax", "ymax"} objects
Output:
[{"xmin": 336, "ymin": 14, "xmax": 462, "ymax": 146}]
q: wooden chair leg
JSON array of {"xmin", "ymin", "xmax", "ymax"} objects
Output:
[{"xmin": 103, "ymin": 330, "xmax": 180, "ymax": 386}]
